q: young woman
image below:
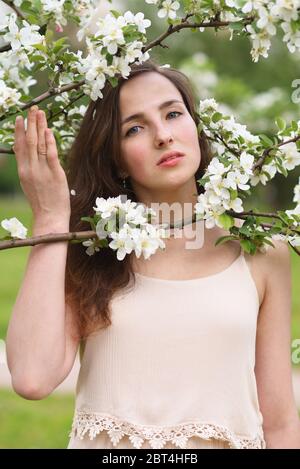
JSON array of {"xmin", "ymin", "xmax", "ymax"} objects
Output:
[{"xmin": 7, "ymin": 59, "xmax": 300, "ymax": 449}]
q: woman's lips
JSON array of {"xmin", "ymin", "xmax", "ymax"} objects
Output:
[{"xmin": 158, "ymin": 156, "xmax": 184, "ymax": 167}]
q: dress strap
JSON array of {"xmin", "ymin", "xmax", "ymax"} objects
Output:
[{"xmin": 239, "ymin": 244, "xmax": 245, "ymax": 257}]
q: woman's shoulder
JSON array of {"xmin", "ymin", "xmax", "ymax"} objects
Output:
[{"xmin": 225, "ymin": 217, "xmax": 291, "ymax": 306}]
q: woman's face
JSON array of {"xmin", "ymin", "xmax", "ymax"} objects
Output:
[{"xmin": 119, "ymin": 72, "xmax": 201, "ymax": 199}]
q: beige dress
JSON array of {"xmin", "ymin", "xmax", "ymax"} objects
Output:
[{"xmin": 68, "ymin": 248, "xmax": 266, "ymax": 450}]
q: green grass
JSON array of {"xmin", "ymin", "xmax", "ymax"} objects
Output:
[{"xmin": 0, "ymin": 389, "xmax": 74, "ymax": 448}]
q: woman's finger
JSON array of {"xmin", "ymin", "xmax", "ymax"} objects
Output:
[
  {"xmin": 45, "ymin": 128, "xmax": 59, "ymax": 171},
  {"xmin": 37, "ymin": 110, "xmax": 48, "ymax": 162},
  {"xmin": 13, "ymin": 115, "xmax": 26, "ymax": 166},
  {"xmin": 25, "ymin": 106, "xmax": 39, "ymax": 162}
]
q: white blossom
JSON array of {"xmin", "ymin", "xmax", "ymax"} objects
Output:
[
  {"xmin": 292, "ymin": 177, "xmax": 300, "ymax": 204},
  {"xmin": 3, "ymin": 14, "xmax": 44, "ymax": 52},
  {"xmin": 287, "ymin": 234, "xmax": 300, "ymax": 246},
  {"xmin": 281, "ymin": 21, "xmax": 300, "ymax": 53},
  {"xmin": 242, "ymin": 0, "xmax": 267, "ymax": 14},
  {"xmin": 280, "ymin": 141, "xmax": 300, "ymax": 170},
  {"xmin": 239, "ymin": 151, "xmax": 255, "ymax": 175},
  {"xmin": 93, "ymin": 196, "xmax": 122, "ymax": 218},
  {"xmin": 199, "ymin": 98, "xmax": 219, "ymax": 114},
  {"xmin": 250, "ymin": 162, "xmax": 277, "ymax": 186},
  {"xmin": 124, "ymin": 11, "xmax": 151, "ymax": 34},
  {"xmin": 256, "ymin": 7, "xmax": 277, "ymax": 36},
  {"xmin": 96, "ymin": 15, "xmax": 126, "ymax": 55},
  {"xmin": 207, "ymin": 157, "xmax": 229, "ymax": 176},
  {"xmin": 109, "ymin": 225, "xmax": 136, "ymax": 261},
  {"xmin": 157, "ymin": 0, "xmax": 180, "ymax": 20},
  {"xmin": 270, "ymin": 0, "xmax": 300, "ymax": 22},
  {"xmin": 1, "ymin": 217, "xmax": 27, "ymax": 239},
  {"xmin": 0, "ymin": 79, "xmax": 22, "ymax": 113},
  {"xmin": 41, "ymin": 0, "xmax": 67, "ymax": 29},
  {"xmin": 246, "ymin": 25, "xmax": 272, "ymax": 62},
  {"xmin": 82, "ymin": 238, "xmax": 100, "ymax": 256},
  {"xmin": 224, "ymin": 170, "xmax": 251, "ymax": 191}
]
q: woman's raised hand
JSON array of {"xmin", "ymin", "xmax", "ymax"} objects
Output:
[{"xmin": 13, "ymin": 105, "xmax": 71, "ymax": 224}]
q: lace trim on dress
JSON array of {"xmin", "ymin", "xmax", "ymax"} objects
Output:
[{"xmin": 69, "ymin": 411, "xmax": 266, "ymax": 449}]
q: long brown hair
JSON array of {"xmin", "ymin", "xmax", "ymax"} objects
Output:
[{"xmin": 65, "ymin": 58, "xmax": 212, "ymax": 339}]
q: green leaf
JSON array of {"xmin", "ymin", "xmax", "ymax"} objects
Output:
[
  {"xmin": 193, "ymin": 14, "xmax": 204, "ymax": 23},
  {"xmin": 34, "ymin": 43, "xmax": 48, "ymax": 53},
  {"xmin": 277, "ymin": 210, "xmax": 291, "ymax": 224},
  {"xmin": 218, "ymin": 213, "xmax": 235, "ymax": 230},
  {"xmin": 262, "ymin": 238, "xmax": 275, "ymax": 248},
  {"xmin": 215, "ymin": 235, "xmax": 236, "ymax": 246},
  {"xmin": 70, "ymin": 239, "xmax": 85, "ymax": 244},
  {"xmin": 229, "ymin": 188, "xmax": 238, "ymax": 199},
  {"xmin": 110, "ymin": 10, "xmax": 121, "ymax": 19},
  {"xmin": 229, "ymin": 22, "xmax": 243, "ymax": 31},
  {"xmin": 53, "ymin": 37, "xmax": 68, "ymax": 54},
  {"xmin": 30, "ymin": 54, "xmax": 47, "ymax": 62},
  {"xmin": 291, "ymin": 120, "xmax": 298, "ymax": 132},
  {"xmin": 212, "ymin": 112, "xmax": 223, "ymax": 123},
  {"xmin": 106, "ymin": 53, "xmax": 113, "ymax": 66},
  {"xmin": 170, "ymin": 18, "xmax": 182, "ymax": 26},
  {"xmin": 106, "ymin": 219, "xmax": 116, "ymax": 232},
  {"xmin": 239, "ymin": 225, "xmax": 251, "ymax": 236},
  {"xmin": 240, "ymin": 239, "xmax": 256, "ymax": 255},
  {"xmin": 275, "ymin": 116, "xmax": 286, "ymax": 132},
  {"xmin": 0, "ymin": 235, "xmax": 12, "ymax": 241},
  {"xmin": 259, "ymin": 134, "xmax": 273, "ymax": 147},
  {"xmin": 32, "ymin": 0, "xmax": 42, "ymax": 9},
  {"xmin": 197, "ymin": 176, "xmax": 209, "ymax": 186},
  {"xmin": 277, "ymin": 162, "xmax": 288, "ymax": 177},
  {"xmin": 108, "ymin": 76, "xmax": 119, "ymax": 88},
  {"xmin": 80, "ymin": 216, "xmax": 95, "ymax": 225}
]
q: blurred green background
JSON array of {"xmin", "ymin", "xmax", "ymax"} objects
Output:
[{"xmin": 1, "ymin": 0, "xmax": 300, "ymax": 449}]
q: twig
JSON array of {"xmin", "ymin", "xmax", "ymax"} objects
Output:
[
  {"xmin": 206, "ymin": 134, "xmax": 241, "ymax": 158},
  {"xmin": 47, "ymin": 92, "xmax": 85, "ymax": 123},
  {"xmin": 288, "ymin": 242, "xmax": 300, "ymax": 256},
  {"xmin": 2, "ymin": 0, "xmax": 26, "ymax": 20},
  {"xmin": 143, "ymin": 15, "xmax": 255, "ymax": 53},
  {"xmin": 0, "ymin": 147, "xmax": 13, "ymax": 154},
  {"xmin": 227, "ymin": 209, "xmax": 281, "ymax": 220},
  {"xmin": 0, "ymin": 229, "xmax": 96, "ymax": 251},
  {"xmin": 253, "ymin": 135, "xmax": 300, "ymax": 171},
  {"xmin": 0, "ymin": 43, "xmax": 12, "ymax": 53},
  {"xmin": 0, "ymin": 90, "xmax": 86, "ymax": 155},
  {"xmin": 1, "ymin": 208, "xmax": 300, "ymax": 251},
  {"xmin": 0, "ymin": 79, "xmax": 85, "ymax": 123},
  {"xmin": 0, "ymin": 14, "xmax": 255, "ymax": 123}
]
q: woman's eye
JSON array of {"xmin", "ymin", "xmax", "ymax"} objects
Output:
[
  {"xmin": 167, "ymin": 111, "xmax": 182, "ymax": 119},
  {"xmin": 125, "ymin": 111, "xmax": 182, "ymax": 137},
  {"xmin": 126, "ymin": 125, "xmax": 140, "ymax": 137}
]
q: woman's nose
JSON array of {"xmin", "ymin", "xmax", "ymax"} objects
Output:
[{"xmin": 154, "ymin": 127, "xmax": 174, "ymax": 147}]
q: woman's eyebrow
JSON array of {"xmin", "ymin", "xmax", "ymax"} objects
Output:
[{"xmin": 121, "ymin": 99, "xmax": 184, "ymax": 126}]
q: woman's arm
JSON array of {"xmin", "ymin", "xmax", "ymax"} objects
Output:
[
  {"xmin": 254, "ymin": 239, "xmax": 300, "ymax": 449},
  {"xmin": 6, "ymin": 219, "xmax": 80, "ymax": 399}
]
